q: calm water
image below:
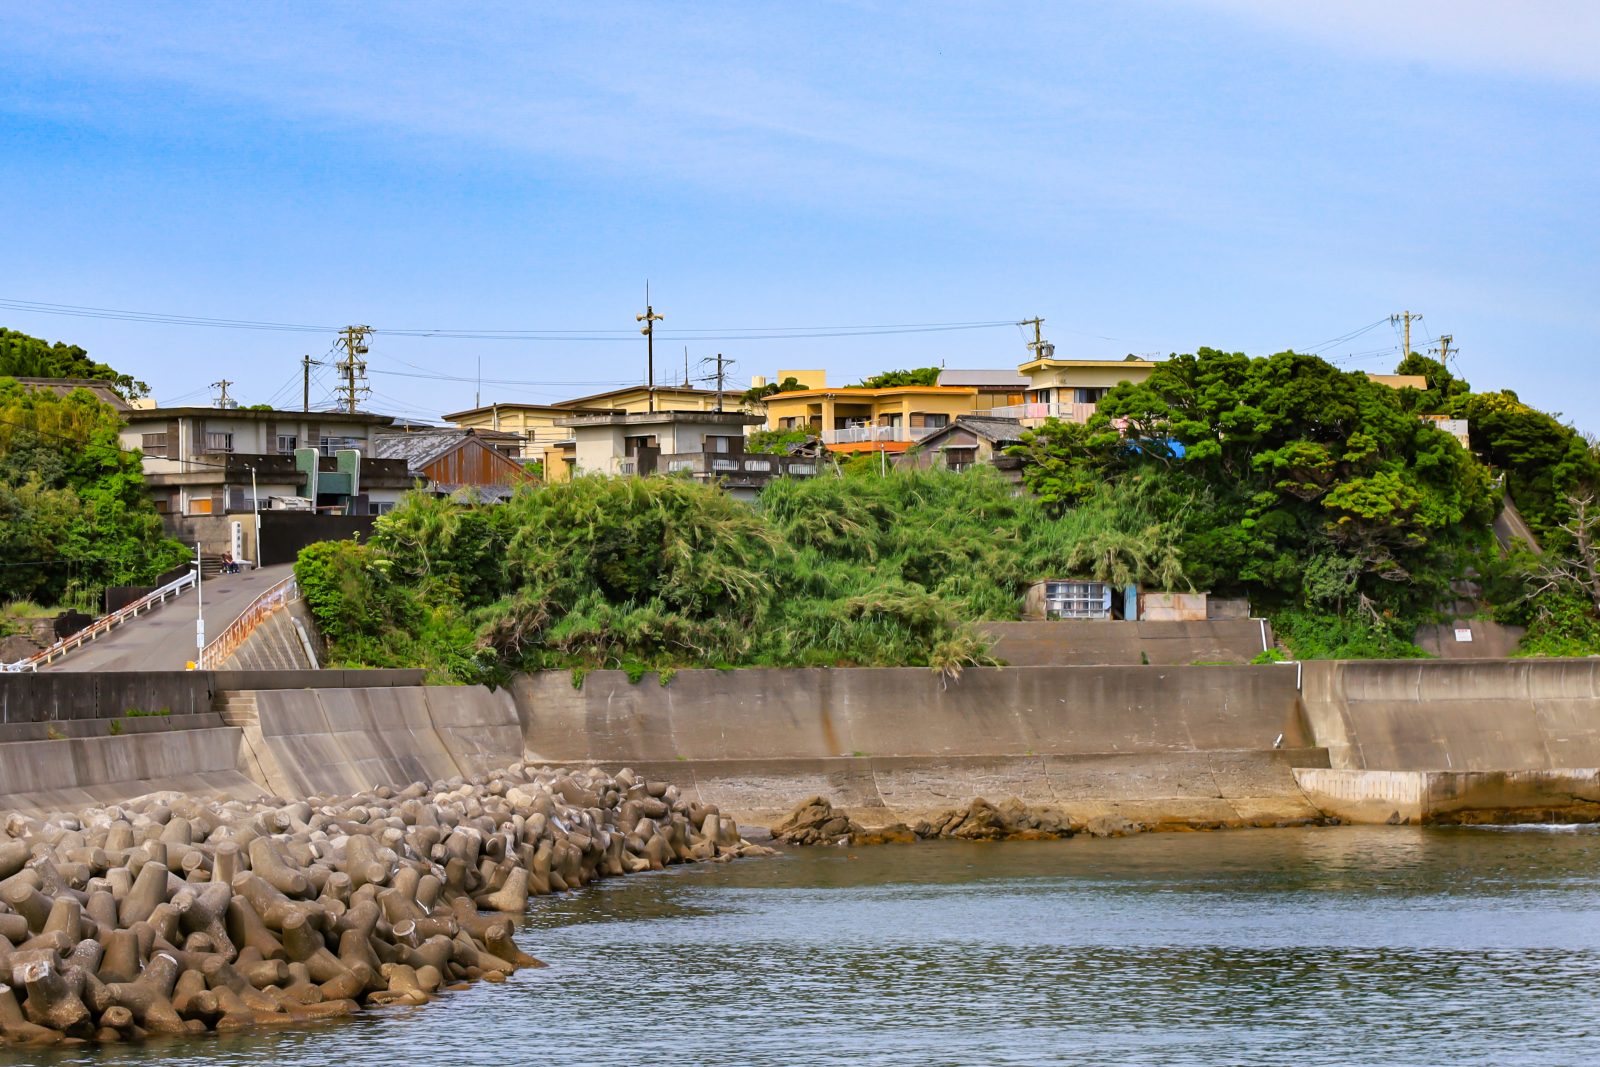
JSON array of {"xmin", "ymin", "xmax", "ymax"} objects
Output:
[{"xmin": 11, "ymin": 826, "xmax": 1600, "ymax": 1066}]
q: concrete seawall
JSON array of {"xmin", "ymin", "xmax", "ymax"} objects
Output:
[
  {"xmin": 6, "ymin": 659, "xmax": 1600, "ymax": 826},
  {"xmin": 509, "ymin": 666, "xmax": 1321, "ymax": 823},
  {"xmin": 0, "ymin": 727, "xmax": 261, "ymax": 812},
  {"xmin": 1299, "ymin": 659, "xmax": 1600, "ymax": 771},
  {"xmin": 246, "ymin": 685, "xmax": 523, "ymax": 797},
  {"xmin": 1290, "ymin": 659, "xmax": 1600, "ymax": 823}
]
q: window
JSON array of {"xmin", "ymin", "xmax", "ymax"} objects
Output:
[
  {"xmin": 140, "ymin": 432, "xmax": 168, "ymax": 458},
  {"xmin": 188, "ymin": 497, "xmax": 213, "ymax": 516},
  {"xmin": 912, "ymin": 413, "xmax": 950, "ymax": 430},
  {"xmin": 319, "ymin": 435, "xmax": 363, "ymax": 457},
  {"xmin": 705, "ymin": 435, "xmax": 740, "ymax": 454},
  {"xmin": 945, "ymin": 447, "xmax": 977, "ymax": 472},
  {"xmin": 203, "ymin": 431, "xmax": 233, "ymax": 453},
  {"xmin": 1043, "ymin": 581, "xmax": 1112, "ymax": 620},
  {"xmin": 370, "ymin": 501, "xmax": 395, "ymax": 516},
  {"xmin": 277, "ymin": 435, "xmax": 298, "ymax": 454}
]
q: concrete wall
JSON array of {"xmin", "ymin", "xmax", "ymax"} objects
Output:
[
  {"xmin": 1295, "ymin": 767, "xmax": 1600, "ymax": 825},
  {"xmin": 980, "ymin": 620, "xmax": 1271, "ymax": 667},
  {"xmin": 512, "ymin": 665, "xmax": 1307, "ymax": 763},
  {"xmin": 508, "ymin": 665, "xmax": 1314, "ymax": 822},
  {"xmin": 0, "ymin": 669, "xmax": 427, "ymax": 724},
  {"xmin": 0, "ymin": 672, "xmax": 213, "ymax": 723},
  {"xmin": 1299, "ymin": 659, "xmax": 1600, "ymax": 771},
  {"xmin": 249, "ymin": 685, "xmax": 522, "ymax": 796},
  {"xmin": 0, "ymin": 728, "xmax": 262, "ymax": 813}
]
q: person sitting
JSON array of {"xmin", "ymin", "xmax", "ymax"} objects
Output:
[{"xmin": 220, "ymin": 551, "xmax": 236, "ymax": 574}]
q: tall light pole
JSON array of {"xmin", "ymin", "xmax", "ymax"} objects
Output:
[
  {"xmin": 193, "ymin": 540, "xmax": 204, "ymax": 666},
  {"xmin": 637, "ymin": 297, "xmax": 664, "ymax": 413},
  {"xmin": 249, "ymin": 464, "xmax": 260, "ymax": 569}
]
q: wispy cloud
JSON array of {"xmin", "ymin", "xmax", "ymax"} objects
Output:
[{"xmin": 1181, "ymin": 0, "xmax": 1600, "ymax": 85}]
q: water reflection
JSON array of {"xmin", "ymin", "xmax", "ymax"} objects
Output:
[{"xmin": 11, "ymin": 827, "xmax": 1600, "ymax": 1067}]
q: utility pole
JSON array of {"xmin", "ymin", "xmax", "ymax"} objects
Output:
[
  {"xmin": 1391, "ymin": 310, "xmax": 1421, "ymax": 358},
  {"xmin": 210, "ymin": 379, "xmax": 234, "ymax": 409},
  {"xmin": 1436, "ymin": 334, "xmax": 1454, "ymax": 367},
  {"xmin": 636, "ymin": 299, "xmax": 664, "ymax": 412},
  {"xmin": 699, "ymin": 353, "xmax": 733, "ymax": 412},
  {"xmin": 335, "ymin": 325, "xmax": 372, "ymax": 414},
  {"xmin": 301, "ymin": 354, "xmax": 320, "ymax": 413},
  {"xmin": 1020, "ymin": 317, "xmax": 1054, "ymax": 360}
]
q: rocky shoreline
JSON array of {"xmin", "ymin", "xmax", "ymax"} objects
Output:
[
  {"xmin": 770, "ymin": 796, "xmax": 1327, "ymax": 845},
  {"xmin": 0, "ymin": 764, "xmax": 769, "ymax": 1046}
]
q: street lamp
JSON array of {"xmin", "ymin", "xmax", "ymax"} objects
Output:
[{"xmin": 248, "ymin": 464, "xmax": 260, "ymax": 569}]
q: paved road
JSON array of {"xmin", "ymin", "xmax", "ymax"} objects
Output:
[{"xmin": 42, "ymin": 564, "xmax": 297, "ymax": 672}]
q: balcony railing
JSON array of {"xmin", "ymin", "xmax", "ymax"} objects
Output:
[
  {"xmin": 820, "ymin": 424, "xmax": 940, "ymax": 445},
  {"xmin": 986, "ymin": 402, "xmax": 1100, "ymax": 424}
]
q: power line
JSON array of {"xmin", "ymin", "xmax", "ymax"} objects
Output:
[{"xmin": 0, "ymin": 296, "xmax": 1020, "ymax": 342}]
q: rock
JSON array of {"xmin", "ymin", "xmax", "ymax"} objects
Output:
[
  {"xmin": 0, "ymin": 762, "xmax": 762, "ymax": 1043},
  {"xmin": 1082, "ymin": 815, "xmax": 1145, "ymax": 838},
  {"xmin": 769, "ymin": 798, "xmax": 864, "ymax": 846}
]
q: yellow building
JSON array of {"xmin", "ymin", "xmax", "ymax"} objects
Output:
[
  {"xmin": 762, "ymin": 385, "xmax": 978, "ymax": 454},
  {"xmin": 446, "ymin": 384, "xmax": 744, "ymax": 468},
  {"xmin": 1005, "ymin": 356, "xmax": 1160, "ymax": 427},
  {"xmin": 443, "ymin": 402, "xmax": 605, "ymax": 459}
]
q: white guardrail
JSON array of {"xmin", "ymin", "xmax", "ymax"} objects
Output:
[{"xmin": 0, "ymin": 569, "xmax": 198, "ymax": 672}]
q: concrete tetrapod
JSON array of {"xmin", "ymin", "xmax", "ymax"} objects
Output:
[{"xmin": 0, "ymin": 762, "xmax": 772, "ymax": 1045}]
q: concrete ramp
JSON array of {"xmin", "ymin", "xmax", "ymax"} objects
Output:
[{"xmin": 981, "ymin": 620, "xmax": 1270, "ymax": 666}]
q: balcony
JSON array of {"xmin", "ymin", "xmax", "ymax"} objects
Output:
[
  {"xmin": 987, "ymin": 402, "xmax": 1099, "ymax": 424},
  {"xmin": 659, "ymin": 453, "xmax": 818, "ymax": 482},
  {"xmin": 820, "ymin": 424, "xmax": 940, "ymax": 445}
]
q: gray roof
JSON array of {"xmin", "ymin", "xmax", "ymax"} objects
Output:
[
  {"xmin": 936, "ymin": 368, "xmax": 1029, "ymax": 388},
  {"xmin": 372, "ymin": 429, "xmax": 489, "ymax": 472},
  {"xmin": 924, "ymin": 415, "xmax": 1027, "ymax": 445},
  {"xmin": 10, "ymin": 377, "xmax": 131, "ymax": 410}
]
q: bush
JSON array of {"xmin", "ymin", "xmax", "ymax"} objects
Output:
[{"xmin": 1270, "ymin": 608, "xmax": 1430, "ymax": 660}]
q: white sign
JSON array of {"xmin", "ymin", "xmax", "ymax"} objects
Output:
[{"xmin": 1454, "ymin": 627, "xmax": 1473, "ymax": 642}]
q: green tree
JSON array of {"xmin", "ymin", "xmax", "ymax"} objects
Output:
[
  {"xmin": 1458, "ymin": 390, "xmax": 1599, "ymax": 544},
  {"xmin": 856, "ymin": 367, "xmax": 942, "ymax": 388},
  {"xmin": 0, "ymin": 378, "xmax": 188, "ymax": 606},
  {"xmin": 0, "ymin": 328, "xmax": 149, "ymax": 399}
]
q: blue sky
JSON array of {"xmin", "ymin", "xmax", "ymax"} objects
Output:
[{"xmin": 1, "ymin": 1, "xmax": 1596, "ymax": 425}]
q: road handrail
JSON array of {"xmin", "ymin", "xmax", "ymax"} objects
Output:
[
  {"xmin": 0, "ymin": 569, "xmax": 199, "ymax": 673},
  {"xmin": 198, "ymin": 575, "xmax": 299, "ymax": 670}
]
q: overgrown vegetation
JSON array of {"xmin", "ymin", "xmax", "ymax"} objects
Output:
[
  {"xmin": 747, "ymin": 428, "xmax": 815, "ymax": 454},
  {"xmin": 0, "ymin": 377, "xmax": 189, "ymax": 608},
  {"xmin": 297, "ymin": 469, "xmax": 1187, "ymax": 682},
  {"xmin": 1007, "ymin": 347, "xmax": 1600, "ymax": 658}
]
